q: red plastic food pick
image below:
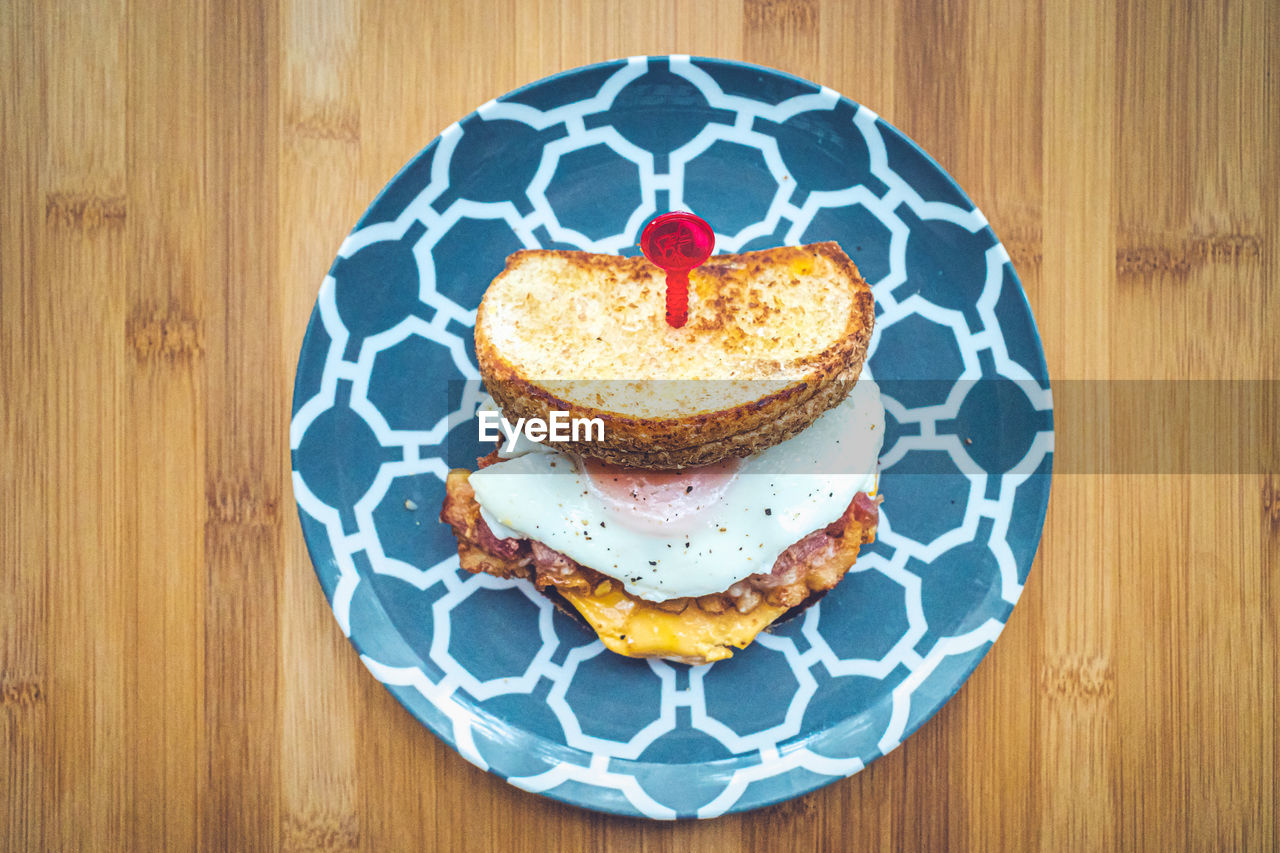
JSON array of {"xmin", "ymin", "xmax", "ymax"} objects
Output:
[{"xmin": 640, "ymin": 212, "xmax": 715, "ymax": 328}]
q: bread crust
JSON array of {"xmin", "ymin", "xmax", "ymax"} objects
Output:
[{"xmin": 475, "ymin": 242, "xmax": 874, "ymax": 468}]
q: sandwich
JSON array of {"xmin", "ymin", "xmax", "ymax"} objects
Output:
[{"xmin": 439, "ymin": 241, "xmax": 884, "ymax": 664}]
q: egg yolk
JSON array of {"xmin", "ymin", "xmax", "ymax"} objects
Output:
[{"xmin": 580, "ymin": 456, "xmax": 741, "ymax": 535}]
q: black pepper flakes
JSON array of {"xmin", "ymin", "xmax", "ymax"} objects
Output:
[{"xmin": 764, "ymin": 508, "xmax": 772, "ymax": 516}]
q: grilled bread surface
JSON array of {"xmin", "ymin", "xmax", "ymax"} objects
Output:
[{"xmin": 474, "ymin": 242, "xmax": 873, "ymax": 468}]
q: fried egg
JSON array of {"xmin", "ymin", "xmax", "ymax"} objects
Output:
[{"xmin": 468, "ymin": 374, "xmax": 884, "ymax": 601}]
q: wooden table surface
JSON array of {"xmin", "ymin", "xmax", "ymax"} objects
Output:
[{"xmin": 3, "ymin": 0, "xmax": 1276, "ymax": 849}]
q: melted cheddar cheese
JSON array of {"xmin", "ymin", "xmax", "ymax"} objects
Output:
[
  {"xmin": 560, "ymin": 586, "xmax": 790, "ymax": 663},
  {"xmin": 788, "ymin": 257, "xmax": 814, "ymax": 277}
]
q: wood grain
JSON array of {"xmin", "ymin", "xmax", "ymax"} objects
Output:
[
  {"xmin": 124, "ymin": 0, "xmax": 206, "ymax": 848},
  {"xmin": 3, "ymin": 0, "xmax": 1276, "ymax": 850}
]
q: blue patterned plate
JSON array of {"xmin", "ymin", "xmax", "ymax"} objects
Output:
[{"xmin": 290, "ymin": 56, "xmax": 1052, "ymax": 819}]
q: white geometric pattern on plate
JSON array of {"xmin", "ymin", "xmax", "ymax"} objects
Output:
[{"xmin": 290, "ymin": 55, "xmax": 1053, "ymax": 818}]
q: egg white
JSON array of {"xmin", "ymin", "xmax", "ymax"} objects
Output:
[{"xmin": 467, "ymin": 376, "xmax": 884, "ymax": 601}]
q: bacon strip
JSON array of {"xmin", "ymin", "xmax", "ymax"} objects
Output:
[
  {"xmin": 438, "ymin": 468, "xmax": 879, "ymax": 615},
  {"xmin": 439, "ymin": 469, "xmax": 599, "ymax": 593}
]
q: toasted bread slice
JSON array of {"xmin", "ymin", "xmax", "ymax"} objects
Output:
[{"xmin": 474, "ymin": 242, "xmax": 873, "ymax": 468}]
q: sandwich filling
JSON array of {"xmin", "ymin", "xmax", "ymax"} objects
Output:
[
  {"xmin": 439, "ymin": 375, "xmax": 885, "ymax": 662},
  {"xmin": 462, "ymin": 375, "xmax": 884, "ymax": 602},
  {"xmin": 440, "ymin": 468, "xmax": 879, "ymax": 662}
]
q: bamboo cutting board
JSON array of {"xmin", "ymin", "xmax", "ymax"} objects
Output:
[{"xmin": 2, "ymin": 0, "xmax": 1276, "ymax": 850}]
